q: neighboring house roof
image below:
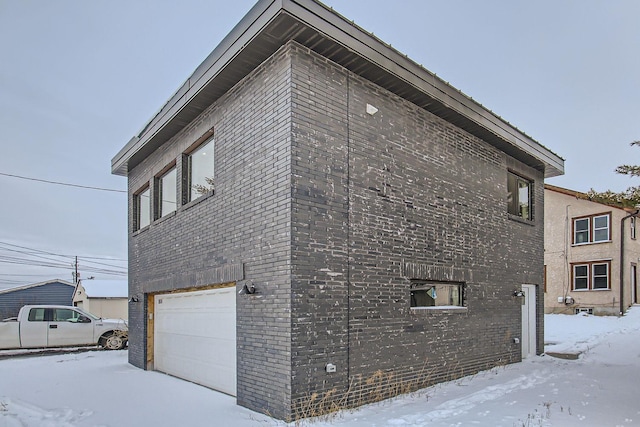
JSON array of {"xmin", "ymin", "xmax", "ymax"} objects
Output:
[
  {"xmin": 545, "ymin": 184, "xmax": 632, "ymax": 212},
  {"xmin": 0, "ymin": 279, "xmax": 74, "ymax": 295},
  {"xmin": 112, "ymin": 0, "xmax": 564, "ymax": 179},
  {"xmin": 77, "ymin": 280, "xmax": 128, "ymax": 299}
]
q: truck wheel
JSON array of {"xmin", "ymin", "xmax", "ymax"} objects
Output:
[{"xmin": 102, "ymin": 333, "xmax": 126, "ymax": 350}]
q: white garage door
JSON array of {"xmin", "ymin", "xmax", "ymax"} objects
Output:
[{"xmin": 154, "ymin": 287, "xmax": 236, "ymax": 396}]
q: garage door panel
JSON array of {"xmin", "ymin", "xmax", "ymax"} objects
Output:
[
  {"xmin": 155, "ymin": 353, "xmax": 235, "ymax": 395},
  {"xmin": 154, "ymin": 287, "xmax": 236, "ymax": 396},
  {"xmin": 155, "ymin": 335, "xmax": 236, "ymax": 366}
]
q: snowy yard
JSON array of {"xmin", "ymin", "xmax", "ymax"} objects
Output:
[{"xmin": 2, "ymin": 309, "xmax": 640, "ymax": 427}]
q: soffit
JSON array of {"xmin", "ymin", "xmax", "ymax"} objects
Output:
[{"xmin": 112, "ymin": 0, "xmax": 564, "ymax": 178}]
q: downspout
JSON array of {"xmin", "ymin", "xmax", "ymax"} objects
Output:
[
  {"xmin": 345, "ymin": 73, "xmax": 351, "ymax": 381},
  {"xmin": 620, "ymin": 209, "xmax": 640, "ymax": 315}
]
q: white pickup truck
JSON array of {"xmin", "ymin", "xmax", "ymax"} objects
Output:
[{"xmin": 0, "ymin": 305, "xmax": 128, "ymax": 350}]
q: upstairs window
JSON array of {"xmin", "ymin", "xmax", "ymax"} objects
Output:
[
  {"xmin": 158, "ymin": 167, "xmax": 177, "ymax": 218},
  {"xmin": 631, "ymin": 217, "xmax": 637, "ymax": 240},
  {"xmin": 572, "ymin": 261, "xmax": 610, "ymax": 290},
  {"xmin": 135, "ymin": 186, "xmax": 151, "ymax": 230},
  {"xmin": 410, "ymin": 281, "xmax": 465, "ymax": 309},
  {"xmin": 507, "ymin": 171, "xmax": 532, "ymax": 220},
  {"xmin": 186, "ymin": 136, "xmax": 215, "ymax": 202},
  {"xmin": 573, "ymin": 213, "xmax": 610, "ymax": 245}
]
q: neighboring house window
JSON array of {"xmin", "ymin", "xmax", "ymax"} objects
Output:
[
  {"xmin": 185, "ymin": 136, "xmax": 215, "ymax": 202},
  {"xmin": 410, "ymin": 281, "xmax": 465, "ymax": 308},
  {"xmin": 158, "ymin": 167, "xmax": 177, "ymax": 218},
  {"xmin": 631, "ymin": 217, "xmax": 637, "ymax": 240},
  {"xmin": 572, "ymin": 261, "xmax": 610, "ymax": 290},
  {"xmin": 507, "ymin": 171, "xmax": 532, "ymax": 220},
  {"xmin": 573, "ymin": 265, "xmax": 588, "ymax": 290},
  {"xmin": 135, "ymin": 186, "xmax": 151, "ymax": 230},
  {"xmin": 573, "ymin": 213, "xmax": 611, "ymax": 245}
]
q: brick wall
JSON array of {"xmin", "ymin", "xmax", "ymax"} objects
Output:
[
  {"xmin": 288, "ymin": 42, "xmax": 545, "ymax": 414},
  {"xmin": 126, "ymin": 40, "xmax": 545, "ymax": 421},
  {"xmin": 127, "ymin": 46, "xmax": 294, "ymax": 419}
]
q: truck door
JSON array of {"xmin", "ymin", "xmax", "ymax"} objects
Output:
[
  {"xmin": 47, "ymin": 308, "xmax": 94, "ymax": 347},
  {"xmin": 19, "ymin": 307, "xmax": 49, "ymax": 348}
]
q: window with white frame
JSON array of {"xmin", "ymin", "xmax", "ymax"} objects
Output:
[
  {"xmin": 135, "ymin": 186, "xmax": 151, "ymax": 230},
  {"xmin": 507, "ymin": 171, "xmax": 532, "ymax": 220},
  {"xmin": 158, "ymin": 167, "xmax": 177, "ymax": 218},
  {"xmin": 410, "ymin": 281, "xmax": 465, "ymax": 308},
  {"xmin": 572, "ymin": 261, "xmax": 610, "ymax": 291},
  {"xmin": 573, "ymin": 213, "xmax": 611, "ymax": 245},
  {"xmin": 631, "ymin": 217, "xmax": 637, "ymax": 240},
  {"xmin": 185, "ymin": 136, "xmax": 215, "ymax": 202}
]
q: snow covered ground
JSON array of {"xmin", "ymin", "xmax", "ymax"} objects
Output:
[{"xmin": 2, "ymin": 308, "xmax": 640, "ymax": 427}]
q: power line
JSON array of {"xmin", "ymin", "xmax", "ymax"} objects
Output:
[
  {"xmin": 0, "ymin": 241, "xmax": 126, "ymax": 263},
  {"xmin": 78, "ymin": 255, "xmax": 127, "ymax": 262},
  {"xmin": 77, "ymin": 258, "xmax": 128, "ymax": 269},
  {"xmin": 0, "ymin": 172, "xmax": 126, "ymax": 193},
  {"xmin": 0, "ymin": 273, "xmax": 64, "ymax": 280},
  {"xmin": 0, "ymin": 242, "xmax": 127, "ymax": 277}
]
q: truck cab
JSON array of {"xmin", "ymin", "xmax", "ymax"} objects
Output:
[{"xmin": 0, "ymin": 305, "xmax": 127, "ymax": 350}]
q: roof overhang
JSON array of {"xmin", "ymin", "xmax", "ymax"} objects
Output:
[{"xmin": 111, "ymin": 0, "xmax": 564, "ymax": 178}]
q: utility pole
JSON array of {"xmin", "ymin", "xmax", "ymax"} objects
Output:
[{"xmin": 72, "ymin": 256, "xmax": 79, "ymax": 285}]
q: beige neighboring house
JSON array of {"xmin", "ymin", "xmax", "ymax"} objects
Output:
[
  {"xmin": 545, "ymin": 184, "xmax": 640, "ymax": 315},
  {"xmin": 73, "ymin": 280, "xmax": 128, "ymax": 320}
]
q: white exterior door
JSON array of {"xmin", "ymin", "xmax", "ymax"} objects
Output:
[
  {"xmin": 521, "ymin": 284, "xmax": 537, "ymax": 359},
  {"xmin": 154, "ymin": 287, "xmax": 237, "ymax": 396}
]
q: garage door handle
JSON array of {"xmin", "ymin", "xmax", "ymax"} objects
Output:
[{"xmin": 49, "ymin": 324, "xmax": 57, "ymax": 329}]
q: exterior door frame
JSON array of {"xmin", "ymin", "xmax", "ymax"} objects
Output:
[
  {"xmin": 632, "ymin": 263, "xmax": 638, "ymax": 304},
  {"xmin": 521, "ymin": 284, "xmax": 537, "ymax": 359}
]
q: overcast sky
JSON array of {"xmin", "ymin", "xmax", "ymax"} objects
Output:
[{"xmin": 1, "ymin": 0, "xmax": 639, "ymax": 289}]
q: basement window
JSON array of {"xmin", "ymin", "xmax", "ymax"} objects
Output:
[{"xmin": 410, "ymin": 281, "xmax": 465, "ymax": 309}]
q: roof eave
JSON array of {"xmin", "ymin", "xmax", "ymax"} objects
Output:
[{"xmin": 111, "ymin": 0, "xmax": 564, "ymax": 178}]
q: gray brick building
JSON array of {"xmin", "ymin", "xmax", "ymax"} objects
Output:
[{"xmin": 112, "ymin": 0, "xmax": 564, "ymax": 421}]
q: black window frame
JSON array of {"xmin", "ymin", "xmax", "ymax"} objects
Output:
[
  {"xmin": 184, "ymin": 135, "xmax": 215, "ymax": 204},
  {"xmin": 507, "ymin": 171, "xmax": 533, "ymax": 220},
  {"xmin": 133, "ymin": 185, "xmax": 151, "ymax": 231},
  {"xmin": 155, "ymin": 164, "xmax": 178, "ymax": 219}
]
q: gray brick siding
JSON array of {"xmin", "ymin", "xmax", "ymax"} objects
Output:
[
  {"xmin": 127, "ymin": 46, "xmax": 294, "ymax": 419},
  {"xmin": 288, "ymin": 42, "xmax": 544, "ymax": 414},
  {"xmin": 125, "ymin": 40, "xmax": 545, "ymax": 421}
]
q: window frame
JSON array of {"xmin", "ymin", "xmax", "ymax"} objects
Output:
[
  {"xmin": 409, "ymin": 280, "xmax": 466, "ymax": 310},
  {"xmin": 631, "ymin": 216, "xmax": 637, "ymax": 240},
  {"xmin": 184, "ymin": 135, "xmax": 215, "ymax": 204},
  {"xmin": 156, "ymin": 164, "xmax": 177, "ymax": 219},
  {"xmin": 507, "ymin": 171, "xmax": 533, "ymax": 220},
  {"xmin": 134, "ymin": 185, "xmax": 151, "ymax": 231},
  {"xmin": 28, "ymin": 308, "xmax": 47, "ymax": 322},
  {"xmin": 571, "ymin": 261, "xmax": 611, "ymax": 291},
  {"xmin": 572, "ymin": 213, "xmax": 611, "ymax": 245}
]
